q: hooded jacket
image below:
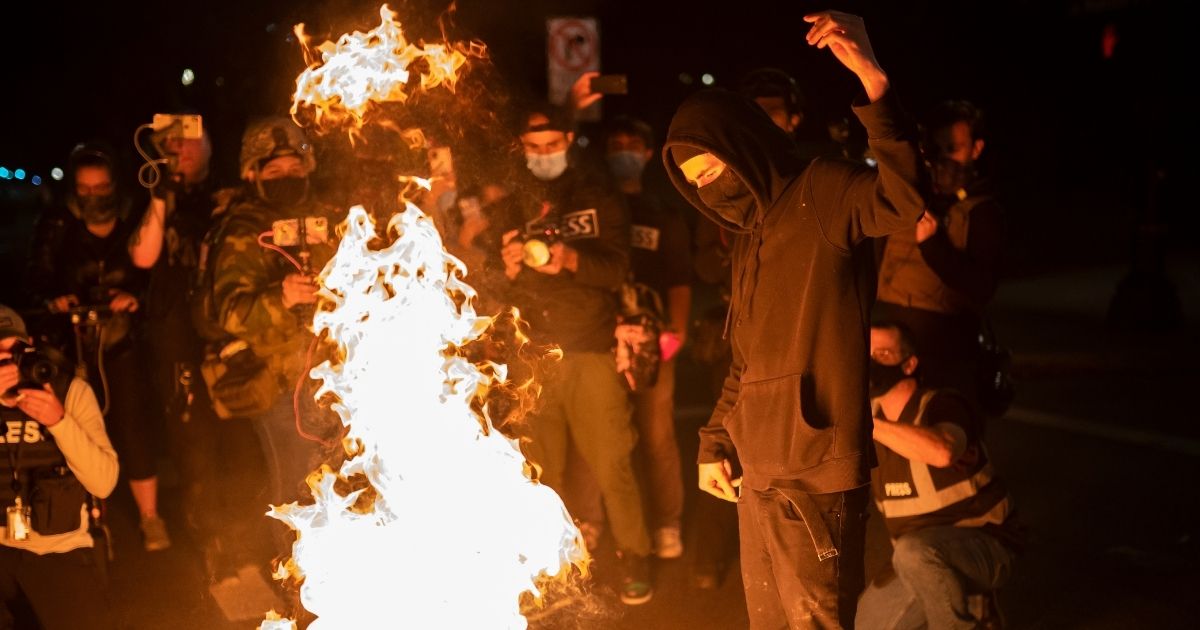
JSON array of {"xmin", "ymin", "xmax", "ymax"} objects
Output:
[{"xmin": 663, "ymin": 89, "xmax": 928, "ymax": 493}]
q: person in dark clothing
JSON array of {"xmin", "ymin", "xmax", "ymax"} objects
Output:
[
  {"xmin": 489, "ymin": 103, "xmax": 655, "ymax": 605},
  {"xmin": 662, "ymin": 11, "xmax": 929, "ymax": 629},
  {"xmin": 857, "ymin": 321, "xmax": 1018, "ymax": 630},
  {"xmin": 203, "ymin": 116, "xmax": 340, "ymax": 562},
  {"xmin": 874, "ymin": 99, "xmax": 1004, "ymax": 406},
  {"xmin": 604, "ymin": 116, "xmax": 692, "ymax": 559},
  {"xmin": 28, "ymin": 142, "xmax": 170, "ymax": 552},
  {"xmin": 127, "ymin": 119, "xmax": 269, "ymax": 579},
  {"xmin": 0, "ymin": 306, "xmax": 119, "ymax": 630}
]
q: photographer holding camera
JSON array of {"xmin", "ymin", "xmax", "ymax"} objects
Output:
[
  {"xmin": 195, "ymin": 115, "xmax": 339, "ymax": 559},
  {"xmin": 0, "ymin": 305, "xmax": 118, "ymax": 630},
  {"xmin": 28, "ymin": 142, "xmax": 171, "ymax": 552},
  {"xmin": 487, "ymin": 103, "xmax": 655, "ymax": 605}
]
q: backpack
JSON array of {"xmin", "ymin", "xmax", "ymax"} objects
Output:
[{"xmin": 190, "ymin": 198, "xmax": 280, "ymax": 420}]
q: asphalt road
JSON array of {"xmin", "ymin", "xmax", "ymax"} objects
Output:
[{"xmin": 99, "ymin": 257, "xmax": 1200, "ymax": 629}]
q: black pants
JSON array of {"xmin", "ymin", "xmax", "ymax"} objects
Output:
[
  {"xmin": 86, "ymin": 345, "xmax": 158, "ymax": 480},
  {"xmin": 738, "ymin": 485, "xmax": 869, "ymax": 630},
  {"xmin": 148, "ymin": 344, "xmax": 275, "ymax": 575},
  {"xmin": 692, "ymin": 490, "xmax": 740, "ymax": 574},
  {"xmin": 0, "ymin": 546, "xmax": 115, "ymax": 630}
]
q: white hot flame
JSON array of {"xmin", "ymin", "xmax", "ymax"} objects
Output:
[
  {"xmin": 262, "ymin": 205, "xmax": 583, "ymax": 629},
  {"xmin": 263, "ymin": 6, "xmax": 585, "ymax": 626}
]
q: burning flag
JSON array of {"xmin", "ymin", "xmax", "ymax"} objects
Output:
[{"xmin": 260, "ymin": 5, "xmax": 587, "ymax": 628}]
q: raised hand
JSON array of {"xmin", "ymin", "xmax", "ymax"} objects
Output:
[{"xmin": 803, "ymin": 10, "xmax": 889, "ymax": 102}]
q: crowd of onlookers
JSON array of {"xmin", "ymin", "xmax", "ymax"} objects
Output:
[{"xmin": 0, "ymin": 11, "xmax": 1018, "ymax": 626}]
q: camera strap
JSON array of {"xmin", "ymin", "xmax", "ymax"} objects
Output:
[{"xmin": 7, "ymin": 418, "xmax": 26, "ymax": 501}]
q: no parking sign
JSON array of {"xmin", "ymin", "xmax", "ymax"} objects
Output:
[{"xmin": 547, "ymin": 17, "xmax": 600, "ymax": 120}]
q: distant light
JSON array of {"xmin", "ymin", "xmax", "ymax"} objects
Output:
[
  {"xmin": 214, "ymin": 76, "xmax": 226, "ymax": 87},
  {"xmin": 13, "ymin": 168, "xmax": 25, "ymax": 180},
  {"xmin": 51, "ymin": 167, "xmax": 64, "ymax": 181},
  {"xmin": 0, "ymin": 167, "xmax": 9, "ymax": 179},
  {"xmin": 266, "ymin": 23, "xmax": 278, "ymax": 33},
  {"xmin": 576, "ymin": 135, "xmax": 590, "ymax": 149},
  {"xmin": 181, "ymin": 68, "xmax": 195, "ymax": 86},
  {"xmin": 701, "ymin": 73, "xmax": 715, "ymax": 86},
  {"xmin": 678, "ymin": 73, "xmax": 694, "ymax": 85},
  {"xmin": 31, "ymin": 175, "xmax": 42, "ymax": 185},
  {"xmin": 1102, "ymin": 23, "xmax": 1118, "ymax": 59},
  {"xmin": 864, "ymin": 157, "xmax": 878, "ymax": 168},
  {"xmin": 285, "ymin": 34, "xmax": 296, "ymax": 43}
]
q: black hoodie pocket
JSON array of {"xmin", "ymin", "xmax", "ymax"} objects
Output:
[{"xmin": 725, "ymin": 373, "xmax": 833, "ymax": 475}]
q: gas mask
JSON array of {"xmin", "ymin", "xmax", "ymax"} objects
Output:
[
  {"xmin": 930, "ymin": 156, "xmax": 975, "ymax": 199},
  {"xmin": 77, "ymin": 194, "xmax": 119, "ymax": 225}
]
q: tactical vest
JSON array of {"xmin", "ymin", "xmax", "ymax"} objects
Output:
[
  {"xmin": 876, "ymin": 195, "xmax": 992, "ymax": 316},
  {"xmin": 872, "ymin": 389, "xmax": 1011, "ymax": 538}
]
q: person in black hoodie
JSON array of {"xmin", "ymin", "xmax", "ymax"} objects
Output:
[{"xmin": 662, "ymin": 11, "xmax": 929, "ymax": 629}]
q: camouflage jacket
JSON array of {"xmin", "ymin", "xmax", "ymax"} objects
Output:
[{"xmin": 209, "ymin": 189, "xmax": 338, "ymax": 385}]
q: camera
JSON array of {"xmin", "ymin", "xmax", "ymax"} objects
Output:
[
  {"xmin": 1, "ymin": 340, "xmax": 59, "ymax": 393},
  {"xmin": 522, "ymin": 221, "xmax": 562, "ymax": 267},
  {"xmin": 152, "ymin": 114, "xmax": 204, "ymax": 140},
  {"xmin": 271, "ymin": 216, "xmax": 330, "ymax": 247}
]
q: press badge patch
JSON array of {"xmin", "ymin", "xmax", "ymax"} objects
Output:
[
  {"xmin": 631, "ymin": 224, "xmax": 661, "ymax": 251},
  {"xmin": 558, "ymin": 209, "xmax": 599, "ymax": 240}
]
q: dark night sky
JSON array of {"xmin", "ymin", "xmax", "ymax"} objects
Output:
[{"xmin": 1, "ymin": 0, "xmax": 1188, "ymax": 275}]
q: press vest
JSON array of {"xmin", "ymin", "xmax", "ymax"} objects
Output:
[
  {"xmin": 0, "ymin": 376, "xmax": 72, "ymax": 506},
  {"xmin": 872, "ymin": 388, "xmax": 1011, "ymax": 538},
  {"xmin": 876, "ymin": 195, "xmax": 991, "ymax": 316}
]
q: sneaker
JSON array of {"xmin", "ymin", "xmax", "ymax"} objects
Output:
[
  {"xmin": 654, "ymin": 526, "xmax": 683, "ymax": 559},
  {"xmin": 578, "ymin": 521, "xmax": 603, "ymax": 552},
  {"xmin": 618, "ymin": 552, "xmax": 653, "ymax": 605},
  {"xmin": 141, "ymin": 515, "xmax": 172, "ymax": 552}
]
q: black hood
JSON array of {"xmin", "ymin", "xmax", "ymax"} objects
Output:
[{"xmin": 662, "ymin": 88, "xmax": 806, "ymax": 233}]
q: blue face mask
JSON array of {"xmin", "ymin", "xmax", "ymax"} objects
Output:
[
  {"xmin": 606, "ymin": 150, "xmax": 648, "ymax": 183},
  {"xmin": 526, "ymin": 150, "xmax": 568, "ymax": 181}
]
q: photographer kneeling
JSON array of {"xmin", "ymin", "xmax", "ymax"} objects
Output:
[{"xmin": 0, "ymin": 305, "xmax": 118, "ymax": 630}]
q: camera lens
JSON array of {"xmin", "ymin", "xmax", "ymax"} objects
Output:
[
  {"xmin": 523, "ymin": 239, "xmax": 551, "ymax": 267},
  {"xmin": 29, "ymin": 359, "xmax": 58, "ymax": 385}
]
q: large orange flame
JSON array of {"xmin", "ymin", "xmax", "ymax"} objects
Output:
[
  {"xmin": 259, "ymin": 5, "xmax": 585, "ymax": 628},
  {"xmin": 292, "ymin": 4, "xmax": 470, "ymax": 132}
]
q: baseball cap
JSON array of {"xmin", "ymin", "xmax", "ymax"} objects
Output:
[{"xmin": 0, "ymin": 305, "xmax": 27, "ymax": 340}]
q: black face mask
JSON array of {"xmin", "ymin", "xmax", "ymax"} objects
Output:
[
  {"xmin": 258, "ymin": 176, "xmax": 309, "ymax": 208},
  {"xmin": 930, "ymin": 157, "xmax": 974, "ymax": 198},
  {"xmin": 868, "ymin": 359, "xmax": 910, "ymax": 398},
  {"xmin": 77, "ymin": 194, "xmax": 118, "ymax": 225},
  {"xmin": 696, "ymin": 168, "xmax": 754, "ymax": 226}
]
